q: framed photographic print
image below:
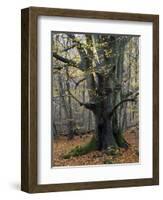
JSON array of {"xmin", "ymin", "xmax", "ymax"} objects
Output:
[{"xmin": 21, "ymin": 7, "xmax": 159, "ymax": 193}]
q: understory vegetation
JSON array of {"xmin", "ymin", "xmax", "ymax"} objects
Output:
[{"xmin": 63, "ymin": 136, "xmax": 97, "ymax": 159}]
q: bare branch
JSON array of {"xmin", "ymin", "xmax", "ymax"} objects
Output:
[
  {"xmin": 68, "ymin": 90, "xmax": 96, "ymax": 111},
  {"xmin": 53, "ymin": 66, "xmax": 63, "ymax": 71},
  {"xmin": 62, "ymin": 44, "xmax": 77, "ymax": 52},
  {"xmin": 75, "ymin": 77, "xmax": 87, "ymax": 89},
  {"xmin": 109, "ymin": 93, "xmax": 139, "ymax": 118},
  {"xmin": 67, "ymin": 90, "xmax": 83, "ymax": 106},
  {"xmin": 53, "ymin": 52, "xmax": 85, "ymax": 71},
  {"xmin": 122, "ymin": 91, "xmax": 139, "ymax": 99},
  {"xmin": 53, "ymin": 52, "xmax": 77, "ymax": 66}
]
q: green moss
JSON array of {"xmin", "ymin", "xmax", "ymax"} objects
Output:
[
  {"xmin": 63, "ymin": 136, "xmax": 97, "ymax": 159},
  {"xmin": 104, "ymin": 159, "xmax": 113, "ymax": 164},
  {"xmin": 106, "ymin": 146, "xmax": 120, "ymax": 156},
  {"xmin": 62, "ymin": 154, "xmax": 71, "ymax": 159},
  {"xmin": 113, "ymin": 129, "xmax": 129, "ymax": 148}
]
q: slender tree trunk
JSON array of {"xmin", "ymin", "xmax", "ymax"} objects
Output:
[
  {"xmin": 65, "ymin": 67, "xmax": 74, "ymax": 139},
  {"xmin": 87, "ymin": 110, "xmax": 92, "ymax": 131},
  {"xmin": 52, "ymin": 102, "xmax": 58, "ymax": 137},
  {"xmin": 58, "ymin": 74, "xmax": 73, "ymax": 137}
]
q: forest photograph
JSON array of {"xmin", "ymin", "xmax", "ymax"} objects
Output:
[{"xmin": 51, "ymin": 32, "xmax": 139, "ymax": 167}]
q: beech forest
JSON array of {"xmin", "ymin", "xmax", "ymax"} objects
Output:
[{"xmin": 52, "ymin": 32, "xmax": 139, "ymax": 166}]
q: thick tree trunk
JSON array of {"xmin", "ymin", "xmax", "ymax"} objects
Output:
[
  {"xmin": 95, "ymin": 114, "xmax": 116, "ymax": 150},
  {"xmin": 94, "ymin": 108, "xmax": 129, "ymax": 150},
  {"xmin": 94, "ymin": 92, "xmax": 116, "ymax": 150}
]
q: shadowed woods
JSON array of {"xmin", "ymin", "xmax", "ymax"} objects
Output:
[{"xmin": 52, "ymin": 32, "xmax": 139, "ymax": 166}]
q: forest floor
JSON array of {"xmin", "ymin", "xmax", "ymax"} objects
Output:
[{"xmin": 52, "ymin": 128, "xmax": 139, "ymax": 167}]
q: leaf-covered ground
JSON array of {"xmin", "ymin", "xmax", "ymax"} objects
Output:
[{"xmin": 52, "ymin": 128, "xmax": 139, "ymax": 167}]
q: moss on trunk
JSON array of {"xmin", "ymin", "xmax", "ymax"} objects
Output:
[{"xmin": 113, "ymin": 129, "xmax": 129, "ymax": 149}]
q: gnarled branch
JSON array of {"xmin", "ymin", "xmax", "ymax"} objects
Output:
[
  {"xmin": 109, "ymin": 93, "xmax": 139, "ymax": 118},
  {"xmin": 67, "ymin": 90, "xmax": 83, "ymax": 106},
  {"xmin": 62, "ymin": 44, "xmax": 77, "ymax": 52},
  {"xmin": 53, "ymin": 52, "xmax": 77, "ymax": 66},
  {"xmin": 53, "ymin": 52, "xmax": 85, "ymax": 71},
  {"xmin": 75, "ymin": 77, "xmax": 87, "ymax": 89},
  {"xmin": 68, "ymin": 90, "xmax": 96, "ymax": 111}
]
